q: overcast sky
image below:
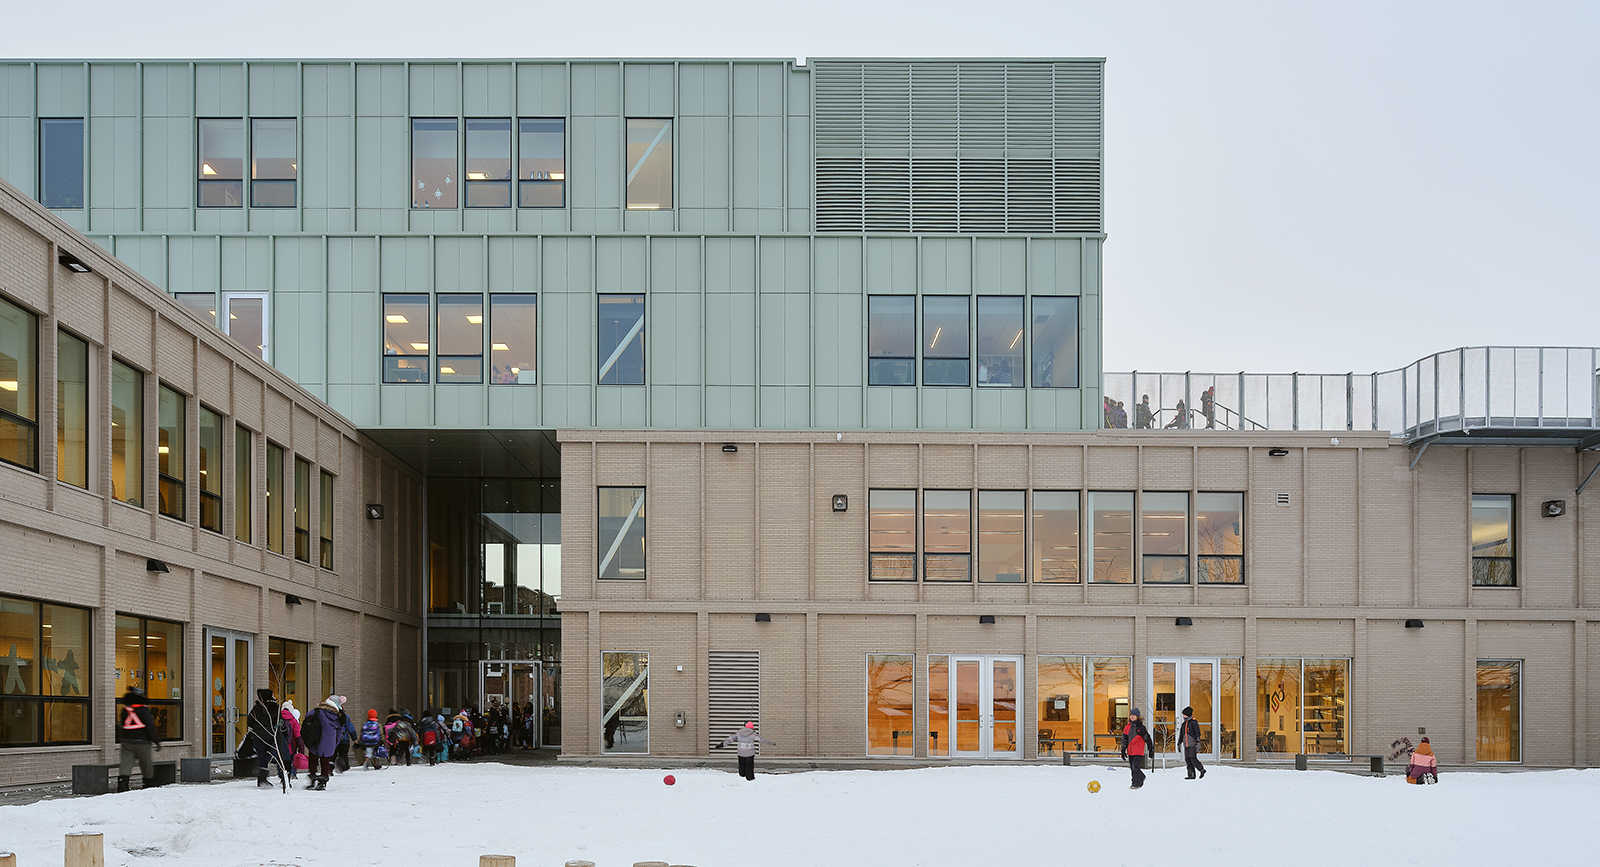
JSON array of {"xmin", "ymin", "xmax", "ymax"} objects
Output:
[{"xmin": 4, "ymin": 0, "xmax": 1595, "ymax": 374}]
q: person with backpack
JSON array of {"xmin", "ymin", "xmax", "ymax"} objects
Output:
[
  {"xmin": 359, "ymin": 709, "xmax": 387, "ymax": 770},
  {"xmin": 419, "ymin": 709, "xmax": 445, "ymax": 765},
  {"xmin": 301, "ymin": 695, "xmax": 342, "ymax": 790},
  {"xmin": 280, "ymin": 700, "xmax": 305, "ymax": 781},
  {"xmin": 1120, "ymin": 707, "xmax": 1154, "ymax": 790},
  {"xmin": 1179, "ymin": 706, "xmax": 1206, "ymax": 780},
  {"xmin": 385, "ymin": 708, "xmax": 418, "ymax": 766},
  {"xmin": 115, "ymin": 686, "xmax": 162, "ymax": 792},
  {"xmin": 1407, "ymin": 737, "xmax": 1439, "ymax": 784},
  {"xmin": 718, "ymin": 721, "xmax": 776, "ymax": 781},
  {"xmin": 245, "ymin": 688, "xmax": 290, "ymax": 789},
  {"xmin": 450, "ymin": 709, "xmax": 472, "ymax": 761},
  {"xmin": 333, "ymin": 698, "xmax": 355, "ymax": 773}
]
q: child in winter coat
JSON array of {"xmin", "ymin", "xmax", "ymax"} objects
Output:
[
  {"xmin": 719, "ymin": 721, "xmax": 776, "ymax": 781},
  {"xmin": 1406, "ymin": 737, "xmax": 1439, "ymax": 784},
  {"xmin": 1120, "ymin": 708, "xmax": 1153, "ymax": 790},
  {"xmin": 280, "ymin": 701, "xmax": 304, "ymax": 780},
  {"xmin": 359, "ymin": 709, "xmax": 386, "ymax": 770}
]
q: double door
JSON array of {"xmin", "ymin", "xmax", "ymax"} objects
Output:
[
  {"xmin": 479, "ymin": 660, "xmax": 541, "ymax": 748},
  {"xmin": 947, "ymin": 655, "xmax": 1022, "ymax": 759},
  {"xmin": 206, "ymin": 628, "xmax": 254, "ymax": 757},
  {"xmin": 1148, "ymin": 657, "xmax": 1219, "ymax": 762}
]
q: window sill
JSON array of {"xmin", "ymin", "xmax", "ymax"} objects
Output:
[
  {"xmin": 110, "ymin": 497, "xmax": 150, "ymax": 514},
  {"xmin": 0, "ymin": 742, "xmax": 97, "ymax": 752}
]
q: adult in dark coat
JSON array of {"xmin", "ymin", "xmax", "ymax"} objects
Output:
[
  {"xmin": 246, "ymin": 688, "xmax": 289, "ymax": 789},
  {"xmin": 302, "ymin": 695, "xmax": 343, "ymax": 790},
  {"xmin": 116, "ymin": 686, "xmax": 162, "ymax": 792},
  {"xmin": 1120, "ymin": 707, "xmax": 1154, "ymax": 790},
  {"xmin": 1180, "ymin": 706, "xmax": 1207, "ymax": 780}
]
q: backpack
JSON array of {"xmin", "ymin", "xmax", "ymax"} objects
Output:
[
  {"xmin": 422, "ymin": 729, "xmax": 438, "ymax": 746},
  {"xmin": 360, "ymin": 720, "xmax": 382, "ymax": 746},
  {"xmin": 301, "ymin": 710, "xmax": 324, "ymax": 750}
]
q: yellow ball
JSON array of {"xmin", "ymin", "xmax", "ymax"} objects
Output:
[{"xmin": 1087, "ymin": 780, "xmax": 1101, "ymax": 793}]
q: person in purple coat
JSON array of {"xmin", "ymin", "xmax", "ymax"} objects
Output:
[{"xmin": 302, "ymin": 695, "xmax": 344, "ymax": 790}]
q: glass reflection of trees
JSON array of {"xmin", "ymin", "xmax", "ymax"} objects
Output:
[
  {"xmin": 602, "ymin": 651, "xmax": 649, "ymax": 754},
  {"xmin": 866, "ymin": 654, "xmax": 914, "ymax": 755}
]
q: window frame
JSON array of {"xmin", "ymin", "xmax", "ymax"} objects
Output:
[
  {"xmin": 156, "ymin": 384, "xmax": 187, "ymax": 522},
  {"xmin": 219, "ymin": 291, "xmax": 270, "ymax": 363},
  {"xmin": 436, "ymin": 293, "xmax": 485, "ymax": 384},
  {"xmin": 249, "ymin": 117, "xmax": 298, "ymax": 209},
  {"xmin": 411, "ymin": 117, "xmax": 460, "ymax": 210},
  {"xmin": 1088, "ymin": 490, "xmax": 1135, "ymax": 584},
  {"xmin": 1140, "ymin": 491, "xmax": 1190, "ymax": 584},
  {"xmin": 55, "ymin": 327, "xmax": 90, "ymax": 488},
  {"xmin": 0, "ymin": 294, "xmax": 40, "ymax": 473},
  {"xmin": 518, "ymin": 117, "xmax": 567, "ymax": 208},
  {"xmin": 868, "ymin": 488, "xmax": 918, "ymax": 581},
  {"xmin": 975, "ymin": 295, "xmax": 1024, "ymax": 388},
  {"xmin": 114, "ymin": 613, "xmax": 184, "ymax": 741},
  {"xmin": 1196, "ymin": 491, "xmax": 1245, "ymax": 584},
  {"xmin": 624, "ymin": 118, "xmax": 674, "ymax": 211},
  {"xmin": 294, "ymin": 456, "xmax": 312, "ymax": 563},
  {"xmin": 597, "ymin": 486, "xmax": 647, "ymax": 581},
  {"xmin": 601, "ymin": 650, "xmax": 649, "ymax": 754},
  {"xmin": 1030, "ymin": 489, "xmax": 1081, "ymax": 584},
  {"xmin": 319, "ymin": 469, "xmax": 335, "ymax": 570},
  {"xmin": 197, "ymin": 404, "xmax": 224, "ymax": 534},
  {"xmin": 488, "ymin": 294, "xmax": 537, "ymax": 384},
  {"xmin": 196, "ymin": 117, "xmax": 246, "ymax": 208},
  {"xmin": 1475, "ymin": 659, "xmax": 1522, "ymax": 763},
  {"xmin": 1255, "ymin": 657, "xmax": 1350, "ymax": 761},
  {"xmin": 1030, "ymin": 295, "xmax": 1080, "ymax": 389},
  {"xmin": 0, "ymin": 594, "xmax": 94, "ymax": 747},
  {"xmin": 109, "ymin": 357, "xmax": 144, "ymax": 507},
  {"xmin": 922, "ymin": 489, "xmax": 972, "ymax": 582},
  {"xmin": 265, "ymin": 440, "xmax": 284, "ymax": 555},
  {"xmin": 234, "ymin": 425, "xmax": 253, "ymax": 544},
  {"xmin": 382, "ymin": 293, "xmax": 431, "ymax": 384},
  {"xmin": 464, "ymin": 117, "xmax": 513, "ymax": 209},
  {"xmin": 1470, "ymin": 493, "xmax": 1516, "ymax": 587},
  {"xmin": 867, "ymin": 295, "xmax": 916, "ymax": 387},
  {"xmin": 266, "ymin": 636, "xmax": 310, "ymax": 715},
  {"xmin": 976, "ymin": 489, "xmax": 1026, "ymax": 583},
  {"xmin": 596, "ymin": 294, "xmax": 646, "ymax": 386},
  {"xmin": 38, "ymin": 117, "xmax": 85, "ymax": 210},
  {"xmin": 921, "ymin": 296, "xmax": 971, "ymax": 387}
]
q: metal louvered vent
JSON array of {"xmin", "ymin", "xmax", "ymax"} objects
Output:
[
  {"xmin": 814, "ymin": 60, "xmax": 1103, "ymax": 234},
  {"xmin": 1276, "ymin": 492, "xmax": 1293, "ymax": 507},
  {"xmin": 708, "ymin": 650, "xmax": 761, "ymax": 752}
]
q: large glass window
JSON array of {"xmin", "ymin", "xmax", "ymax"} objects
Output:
[
  {"xmin": 1256, "ymin": 658, "xmax": 1300, "ymax": 760},
  {"xmin": 110, "ymin": 359, "xmax": 142, "ymax": 505},
  {"xmin": 250, "ymin": 118, "xmax": 297, "ymax": 208},
  {"xmin": 198, "ymin": 406, "xmax": 223, "ymax": 533},
  {"xmin": 320, "ymin": 646, "xmax": 337, "ymax": 700},
  {"xmin": 1476, "ymin": 660, "xmax": 1521, "ymax": 762},
  {"xmin": 1302, "ymin": 659, "xmax": 1348, "ymax": 757},
  {"xmin": 465, "ymin": 118, "xmax": 512, "ymax": 208},
  {"xmin": 922, "ymin": 296, "xmax": 969, "ymax": 386},
  {"xmin": 197, "ymin": 118, "xmax": 245, "ymax": 207},
  {"xmin": 976, "ymin": 296, "xmax": 1023, "ymax": 387},
  {"xmin": 175, "ymin": 293, "xmax": 216, "ymax": 327},
  {"xmin": 320, "ymin": 470, "xmax": 334, "ymax": 569},
  {"xmin": 1031, "ymin": 490, "xmax": 1080, "ymax": 583},
  {"xmin": 235, "ymin": 425, "xmax": 252, "ymax": 543},
  {"xmin": 39, "ymin": 118, "xmax": 84, "ymax": 209},
  {"xmin": 602, "ymin": 651, "xmax": 648, "ymax": 754},
  {"xmin": 0, "ymin": 295, "xmax": 38, "ymax": 472},
  {"xmin": 868, "ymin": 489, "xmax": 916, "ymax": 581},
  {"xmin": 1038, "ymin": 656, "xmax": 1086, "ymax": 754},
  {"xmin": 489, "ymin": 294, "xmax": 536, "ymax": 384},
  {"xmin": 1141, "ymin": 492, "xmax": 1189, "ymax": 584},
  {"xmin": 1031, "ymin": 296, "xmax": 1079, "ymax": 388},
  {"xmin": 597, "ymin": 295, "xmax": 645, "ymax": 385},
  {"xmin": 412, "ymin": 118, "xmax": 459, "ymax": 209},
  {"xmin": 267, "ymin": 637, "xmax": 308, "ymax": 715},
  {"xmin": 518, "ymin": 118, "xmax": 566, "ymax": 208},
  {"xmin": 977, "ymin": 491, "xmax": 1025, "ymax": 583},
  {"xmin": 625, "ymin": 118, "xmax": 673, "ymax": 210},
  {"xmin": 867, "ymin": 296, "xmax": 915, "ymax": 386},
  {"xmin": 294, "ymin": 457, "xmax": 312, "ymax": 563},
  {"xmin": 927, "ymin": 655, "xmax": 949, "ymax": 757},
  {"xmin": 266, "ymin": 441, "xmax": 284, "ymax": 554},
  {"xmin": 1219, "ymin": 658, "xmax": 1242, "ymax": 759},
  {"xmin": 866, "ymin": 654, "xmax": 913, "ymax": 756},
  {"xmin": 1256, "ymin": 658, "xmax": 1349, "ymax": 760},
  {"xmin": 597, "ymin": 487, "xmax": 645, "ymax": 580},
  {"xmin": 1, "ymin": 595, "xmax": 92, "ymax": 746},
  {"xmin": 114, "ymin": 615, "xmax": 183, "ymax": 741},
  {"xmin": 220, "ymin": 292, "xmax": 268, "ymax": 362},
  {"xmin": 1089, "ymin": 491, "xmax": 1134, "ymax": 584},
  {"xmin": 1197, "ymin": 492, "xmax": 1244, "ymax": 584},
  {"xmin": 923, "ymin": 490, "xmax": 971, "ymax": 581},
  {"xmin": 157, "ymin": 385, "xmax": 186, "ymax": 521},
  {"xmin": 1471, "ymin": 494, "xmax": 1515, "ymax": 586},
  {"xmin": 56, "ymin": 329, "xmax": 89, "ymax": 488},
  {"xmin": 383, "ymin": 293, "xmax": 431, "ymax": 384},
  {"xmin": 437, "ymin": 294, "xmax": 484, "ymax": 383},
  {"xmin": 1090, "ymin": 657, "xmax": 1131, "ymax": 754}
]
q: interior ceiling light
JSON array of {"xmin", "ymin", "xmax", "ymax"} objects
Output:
[
  {"xmin": 1008, "ymin": 329, "xmax": 1023, "ymax": 350},
  {"xmin": 386, "ymin": 314, "xmax": 409, "ymax": 324},
  {"xmin": 0, "ymin": 381, "xmax": 18, "ymax": 392},
  {"xmin": 410, "ymin": 342, "xmax": 429, "ymax": 351},
  {"xmin": 492, "ymin": 343, "xmax": 510, "ymax": 351},
  {"xmin": 550, "ymin": 172, "xmax": 565, "ymax": 180},
  {"xmin": 466, "ymin": 315, "xmax": 483, "ymax": 324},
  {"xmin": 201, "ymin": 163, "xmax": 217, "ymax": 175},
  {"xmin": 440, "ymin": 367, "xmax": 456, "ymax": 375},
  {"xmin": 466, "ymin": 172, "xmax": 488, "ymax": 181}
]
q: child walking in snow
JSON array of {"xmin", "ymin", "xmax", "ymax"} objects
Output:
[
  {"xmin": 359, "ymin": 709, "xmax": 386, "ymax": 769},
  {"xmin": 719, "ymin": 721, "xmax": 775, "ymax": 781}
]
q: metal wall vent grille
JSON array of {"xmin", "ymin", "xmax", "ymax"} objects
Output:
[
  {"xmin": 1276, "ymin": 492, "xmax": 1293, "ymax": 507},
  {"xmin": 708, "ymin": 650, "xmax": 761, "ymax": 752}
]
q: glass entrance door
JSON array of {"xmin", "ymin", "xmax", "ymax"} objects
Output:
[
  {"xmin": 206, "ymin": 628, "xmax": 254, "ymax": 757},
  {"xmin": 1148, "ymin": 657, "xmax": 1218, "ymax": 762},
  {"xmin": 479, "ymin": 660, "xmax": 542, "ymax": 748},
  {"xmin": 945, "ymin": 655, "xmax": 1023, "ymax": 759}
]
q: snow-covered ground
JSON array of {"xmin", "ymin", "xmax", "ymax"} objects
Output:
[{"xmin": 2, "ymin": 761, "xmax": 1595, "ymax": 866}]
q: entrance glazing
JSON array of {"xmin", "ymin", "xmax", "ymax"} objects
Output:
[
  {"xmin": 930, "ymin": 654, "xmax": 1022, "ymax": 758},
  {"xmin": 1148, "ymin": 657, "xmax": 1218, "ymax": 762},
  {"xmin": 205, "ymin": 628, "xmax": 253, "ymax": 757},
  {"xmin": 480, "ymin": 659, "xmax": 542, "ymax": 748}
]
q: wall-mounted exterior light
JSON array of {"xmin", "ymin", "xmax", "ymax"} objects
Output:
[
  {"xmin": 285, "ymin": 594, "xmax": 303, "ymax": 606},
  {"xmin": 754, "ymin": 613, "xmax": 771, "ymax": 622},
  {"xmin": 1542, "ymin": 500, "xmax": 1565, "ymax": 517},
  {"xmin": 1268, "ymin": 448, "xmax": 1290, "ymax": 457},
  {"xmin": 979, "ymin": 615, "xmax": 996, "ymax": 624},
  {"xmin": 722, "ymin": 444, "xmax": 738, "ymax": 453},
  {"xmin": 366, "ymin": 504, "xmax": 384, "ymax": 520},
  {"xmin": 58, "ymin": 251, "xmax": 92, "ymax": 273},
  {"xmin": 1404, "ymin": 619, "xmax": 1424, "ymax": 629},
  {"xmin": 146, "ymin": 558, "xmax": 170, "ymax": 574},
  {"xmin": 831, "ymin": 494, "xmax": 848, "ymax": 512},
  {"xmin": 1175, "ymin": 617, "xmax": 1193, "ymax": 626}
]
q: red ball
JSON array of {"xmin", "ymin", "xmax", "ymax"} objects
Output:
[{"xmin": 663, "ymin": 774, "xmax": 676, "ymax": 786}]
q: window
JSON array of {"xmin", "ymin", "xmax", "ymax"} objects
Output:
[
  {"xmin": 1476, "ymin": 660, "xmax": 1520, "ymax": 762},
  {"xmin": 56, "ymin": 330, "xmax": 89, "ymax": 488},
  {"xmin": 602, "ymin": 651, "xmax": 648, "ymax": 754},
  {"xmin": 977, "ymin": 491, "xmax": 1025, "ymax": 583},
  {"xmin": 866, "ymin": 654, "xmax": 914, "ymax": 756},
  {"xmin": 0, "ymin": 595, "xmax": 92, "ymax": 746},
  {"xmin": 1089, "ymin": 491, "xmax": 1134, "ymax": 584},
  {"xmin": 597, "ymin": 487, "xmax": 646, "ymax": 580},
  {"xmin": 320, "ymin": 470, "xmax": 334, "ymax": 569},
  {"xmin": 197, "ymin": 119, "xmax": 244, "ymax": 207},
  {"xmin": 198, "ymin": 406, "xmax": 223, "ymax": 533},
  {"xmin": 220, "ymin": 292, "xmax": 268, "ymax": 362},
  {"xmin": 175, "ymin": 293, "xmax": 216, "ymax": 327},
  {"xmin": 266, "ymin": 441, "xmax": 284, "ymax": 554},
  {"xmin": 1471, "ymin": 494, "xmax": 1515, "ymax": 586},
  {"xmin": 110, "ymin": 359, "xmax": 142, "ymax": 505},
  {"xmin": 922, "ymin": 296, "xmax": 969, "ymax": 386},
  {"xmin": 519, "ymin": 118, "xmax": 566, "ymax": 207},
  {"xmin": 1197, "ymin": 493, "xmax": 1244, "ymax": 584},
  {"xmin": 465, "ymin": 118, "xmax": 512, "ymax": 208},
  {"xmin": 1038, "ymin": 656, "xmax": 1085, "ymax": 756},
  {"xmin": 157, "ymin": 385, "xmax": 185, "ymax": 521},
  {"xmin": 235, "ymin": 426, "xmax": 252, "ymax": 543},
  {"xmin": 267, "ymin": 637, "xmax": 308, "ymax": 715},
  {"xmin": 1031, "ymin": 491, "xmax": 1080, "ymax": 583},
  {"xmin": 868, "ymin": 489, "xmax": 916, "ymax": 581},
  {"xmin": 1031, "ymin": 296, "xmax": 1079, "ymax": 388},
  {"xmin": 597, "ymin": 295, "xmax": 645, "ymax": 385},
  {"xmin": 1256, "ymin": 658, "xmax": 1348, "ymax": 760},
  {"xmin": 114, "ymin": 615, "xmax": 183, "ymax": 741},
  {"xmin": 320, "ymin": 646, "xmax": 336, "ymax": 700},
  {"xmin": 489, "ymin": 294, "xmax": 536, "ymax": 384},
  {"xmin": 625, "ymin": 118, "xmax": 673, "ymax": 209},
  {"xmin": 294, "ymin": 457, "xmax": 312, "ymax": 562},
  {"xmin": 383, "ymin": 293, "xmax": 431, "ymax": 383},
  {"xmin": 437, "ymin": 294, "xmax": 484, "ymax": 383},
  {"xmin": 1141, "ymin": 492, "xmax": 1189, "ymax": 583},
  {"xmin": 0, "ymin": 295, "xmax": 38, "ymax": 472},
  {"xmin": 923, "ymin": 490, "xmax": 971, "ymax": 581},
  {"xmin": 412, "ymin": 118, "xmax": 458, "ymax": 209},
  {"xmin": 1090, "ymin": 657, "xmax": 1131, "ymax": 753},
  {"xmin": 928, "ymin": 655, "xmax": 949, "ymax": 756},
  {"xmin": 1220, "ymin": 659, "xmax": 1242, "ymax": 759},
  {"xmin": 976, "ymin": 296, "xmax": 1023, "ymax": 387},
  {"xmin": 867, "ymin": 296, "xmax": 915, "ymax": 386},
  {"xmin": 250, "ymin": 118, "xmax": 297, "ymax": 208},
  {"xmin": 38, "ymin": 118, "xmax": 84, "ymax": 209}
]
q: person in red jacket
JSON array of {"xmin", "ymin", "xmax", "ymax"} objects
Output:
[
  {"xmin": 1406, "ymin": 737, "xmax": 1439, "ymax": 784},
  {"xmin": 1120, "ymin": 707, "xmax": 1154, "ymax": 789}
]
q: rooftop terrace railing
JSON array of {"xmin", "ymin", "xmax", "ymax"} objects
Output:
[{"xmin": 1103, "ymin": 347, "xmax": 1600, "ymax": 442}]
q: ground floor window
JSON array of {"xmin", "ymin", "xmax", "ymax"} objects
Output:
[
  {"xmin": 1476, "ymin": 660, "xmax": 1521, "ymax": 763},
  {"xmin": 115, "ymin": 615, "xmax": 184, "ymax": 740},
  {"xmin": 602, "ymin": 651, "xmax": 648, "ymax": 754},
  {"xmin": 321, "ymin": 646, "xmax": 337, "ymax": 700},
  {"xmin": 1035, "ymin": 656, "xmax": 1130, "ymax": 756},
  {"xmin": 1256, "ymin": 658, "xmax": 1347, "ymax": 759},
  {"xmin": 0, "ymin": 595, "xmax": 91, "ymax": 746},
  {"xmin": 866, "ymin": 653, "xmax": 913, "ymax": 755},
  {"xmin": 268, "ymin": 637, "xmax": 309, "ymax": 715}
]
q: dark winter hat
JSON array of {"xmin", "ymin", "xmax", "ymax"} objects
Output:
[
  {"xmin": 1130, "ymin": 707, "xmax": 1142, "ymax": 718},
  {"xmin": 1182, "ymin": 706, "xmax": 1193, "ymax": 716},
  {"xmin": 1420, "ymin": 737, "xmax": 1430, "ymax": 743}
]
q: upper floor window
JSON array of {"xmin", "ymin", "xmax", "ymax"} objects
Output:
[
  {"xmin": 923, "ymin": 490, "xmax": 971, "ymax": 581},
  {"xmin": 1031, "ymin": 296, "xmax": 1079, "ymax": 388},
  {"xmin": 412, "ymin": 119, "xmax": 458, "ymax": 209},
  {"xmin": 198, "ymin": 406, "xmax": 223, "ymax": 534},
  {"xmin": 1197, "ymin": 493, "xmax": 1244, "ymax": 584},
  {"xmin": 56, "ymin": 329, "xmax": 89, "ymax": 488},
  {"xmin": 251, "ymin": 118, "xmax": 297, "ymax": 208},
  {"xmin": 977, "ymin": 490, "xmax": 1026, "ymax": 583},
  {"xmin": 235, "ymin": 425, "xmax": 252, "ymax": 544},
  {"xmin": 976, "ymin": 296, "xmax": 1024, "ymax": 387},
  {"xmin": 519, "ymin": 118, "xmax": 566, "ymax": 208},
  {"xmin": 1031, "ymin": 490, "xmax": 1080, "ymax": 583},
  {"xmin": 320, "ymin": 470, "xmax": 335, "ymax": 569},
  {"xmin": 597, "ymin": 487, "xmax": 646, "ymax": 580},
  {"xmin": 437, "ymin": 294, "xmax": 484, "ymax": 383},
  {"xmin": 465, "ymin": 119, "xmax": 512, "ymax": 208},
  {"xmin": 597, "ymin": 295, "xmax": 645, "ymax": 385},
  {"xmin": 157, "ymin": 385, "xmax": 186, "ymax": 521},
  {"xmin": 383, "ymin": 294, "xmax": 430, "ymax": 383},
  {"xmin": 294, "ymin": 456, "xmax": 312, "ymax": 563},
  {"xmin": 110, "ymin": 359, "xmax": 143, "ymax": 506},
  {"xmin": 175, "ymin": 293, "xmax": 216, "ymax": 327},
  {"xmin": 266, "ymin": 441, "xmax": 284, "ymax": 554},
  {"xmin": 867, "ymin": 296, "xmax": 915, "ymax": 386},
  {"xmin": 922, "ymin": 297, "xmax": 969, "ymax": 386},
  {"xmin": 868, "ymin": 489, "xmax": 916, "ymax": 581},
  {"xmin": 0, "ymin": 295, "xmax": 39, "ymax": 472},
  {"xmin": 1089, "ymin": 491, "xmax": 1134, "ymax": 584},
  {"xmin": 197, "ymin": 119, "xmax": 245, "ymax": 208},
  {"xmin": 220, "ymin": 292, "xmax": 269, "ymax": 362},
  {"xmin": 490, "ymin": 294, "xmax": 536, "ymax": 384},
  {"xmin": 625, "ymin": 118, "xmax": 672, "ymax": 210},
  {"xmin": 1471, "ymin": 494, "xmax": 1515, "ymax": 586},
  {"xmin": 1141, "ymin": 492, "xmax": 1189, "ymax": 583},
  {"xmin": 38, "ymin": 118, "xmax": 84, "ymax": 210}
]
